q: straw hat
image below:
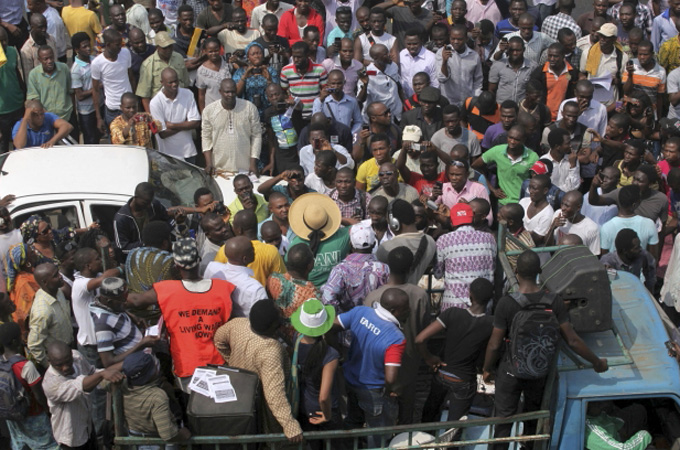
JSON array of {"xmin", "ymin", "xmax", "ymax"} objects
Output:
[{"xmin": 289, "ymin": 193, "xmax": 342, "ymax": 242}]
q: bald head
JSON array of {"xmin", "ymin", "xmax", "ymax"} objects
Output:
[
  {"xmin": 563, "ymin": 190, "xmax": 583, "ymax": 207},
  {"xmin": 110, "ymin": 4, "xmax": 125, "ymax": 16},
  {"xmin": 161, "ymin": 67, "xmax": 178, "ymax": 83},
  {"xmin": 369, "ymin": 43, "xmax": 388, "ymax": 61},
  {"xmin": 129, "ymin": 26, "xmax": 145, "ymax": 41},
  {"xmin": 30, "ymin": 12, "xmax": 47, "ymax": 29},
  {"xmin": 34, "ymin": 262, "xmax": 58, "ymax": 287},
  {"xmin": 224, "ymin": 236, "xmax": 255, "ymax": 267},
  {"xmin": 379, "ymin": 287, "xmax": 410, "ymax": 323},
  {"xmin": 47, "ymin": 340, "xmax": 72, "ymax": 361},
  {"xmin": 558, "ymin": 233, "xmax": 584, "ymax": 246},
  {"xmin": 232, "ymin": 210, "xmax": 258, "ymax": 237},
  {"xmin": 310, "ymin": 112, "xmax": 330, "ymax": 126},
  {"xmin": 220, "ymin": 78, "xmax": 236, "ymax": 91}
]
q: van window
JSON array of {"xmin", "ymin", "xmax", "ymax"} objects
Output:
[
  {"xmin": 584, "ymin": 398, "xmax": 679, "ymax": 449},
  {"xmin": 13, "ymin": 206, "xmax": 80, "ymax": 231}
]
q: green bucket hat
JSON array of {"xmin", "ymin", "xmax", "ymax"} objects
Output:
[{"xmin": 290, "ymin": 298, "xmax": 336, "ymax": 337}]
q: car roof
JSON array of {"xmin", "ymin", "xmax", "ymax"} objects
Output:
[
  {"xmin": 0, "ymin": 145, "xmax": 149, "ymax": 200},
  {"xmin": 558, "ymin": 271, "xmax": 680, "ymax": 399}
]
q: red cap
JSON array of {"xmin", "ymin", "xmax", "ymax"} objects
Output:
[
  {"xmin": 450, "ymin": 203, "xmax": 474, "ymax": 227},
  {"xmin": 530, "ymin": 160, "xmax": 549, "ymax": 175}
]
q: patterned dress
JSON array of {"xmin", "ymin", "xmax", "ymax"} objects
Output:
[{"xmin": 267, "ymin": 272, "xmax": 320, "ymax": 344}]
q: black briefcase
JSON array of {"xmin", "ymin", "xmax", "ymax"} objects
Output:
[{"xmin": 187, "ymin": 365, "xmax": 260, "ymax": 436}]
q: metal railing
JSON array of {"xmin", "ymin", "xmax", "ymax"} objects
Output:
[{"xmin": 112, "ymin": 381, "xmax": 551, "ymax": 449}]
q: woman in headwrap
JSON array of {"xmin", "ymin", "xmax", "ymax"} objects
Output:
[
  {"xmin": 20, "ymin": 215, "xmax": 89, "ymax": 266},
  {"xmin": 232, "ymin": 41, "xmax": 279, "ymax": 119},
  {"xmin": 5, "ymin": 243, "xmax": 39, "ymax": 339}
]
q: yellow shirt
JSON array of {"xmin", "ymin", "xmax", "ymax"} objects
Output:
[
  {"xmin": 227, "ymin": 194, "xmax": 269, "ymax": 224},
  {"xmin": 61, "ymin": 6, "xmax": 102, "ymax": 47},
  {"xmin": 214, "ymin": 240, "xmax": 286, "ymax": 286},
  {"xmin": 356, "ymin": 157, "xmax": 401, "ymax": 192}
]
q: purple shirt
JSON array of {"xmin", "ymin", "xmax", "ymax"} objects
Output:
[
  {"xmin": 481, "ymin": 122, "xmax": 507, "ymax": 150},
  {"xmin": 322, "ymin": 56, "xmax": 363, "ymax": 96},
  {"xmin": 434, "ymin": 226, "xmax": 496, "ymax": 310},
  {"xmin": 321, "ymin": 253, "xmax": 390, "ymax": 313}
]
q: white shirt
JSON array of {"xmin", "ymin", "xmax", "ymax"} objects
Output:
[
  {"xmin": 43, "ymin": 6, "xmax": 68, "ymax": 57},
  {"xmin": 198, "ymin": 239, "xmax": 221, "ymax": 277},
  {"xmin": 579, "ymin": 47, "xmax": 628, "ymax": 106},
  {"xmin": 360, "ymin": 218, "xmax": 394, "ymax": 255},
  {"xmin": 519, "ymin": 197, "xmax": 554, "ymax": 237},
  {"xmin": 250, "ymin": 2, "xmax": 294, "ymax": 34},
  {"xmin": 72, "ymin": 272, "xmax": 98, "ymax": 346},
  {"xmin": 551, "ymin": 211, "xmax": 601, "ymax": 255},
  {"xmin": 358, "ymin": 32, "xmax": 396, "ymax": 62},
  {"xmin": 542, "ymin": 152, "xmax": 581, "ymax": 192},
  {"xmin": 91, "ymin": 48, "xmax": 132, "ymax": 110},
  {"xmin": 359, "ymin": 62, "xmax": 402, "ymax": 121},
  {"xmin": 204, "ymin": 262, "xmax": 267, "ymax": 318},
  {"xmin": 557, "ymin": 98, "xmax": 608, "ymax": 137},
  {"xmin": 582, "ymin": 187, "xmax": 619, "ymax": 226},
  {"xmin": 150, "ymin": 87, "xmax": 200, "ymax": 159},
  {"xmin": 399, "ymin": 46, "xmax": 438, "ymax": 98},
  {"xmin": 299, "ymin": 143, "xmax": 354, "ymax": 176},
  {"xmin": 305, "ymin": 173, "xmax": 334, "ymax": 195}
]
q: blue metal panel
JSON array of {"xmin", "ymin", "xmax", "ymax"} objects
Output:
[{"xmin": 557, "ymin": 271, "xmax": 680, "ymax": 399}]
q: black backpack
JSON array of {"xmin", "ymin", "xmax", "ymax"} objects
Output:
[
  {"xmin": 507, "ymin": 292, "xmax": 561, "ymax": 380},
  {"xmin": 0, "ymin": 354, "xmax": 30, "ymax": 421}
]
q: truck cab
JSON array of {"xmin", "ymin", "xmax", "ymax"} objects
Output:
[{"xmin": 458, "ymin": 270, "xmax": 680, "ymax": 449}]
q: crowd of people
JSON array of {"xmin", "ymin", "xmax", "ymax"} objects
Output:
[{"xmin": 6, "ymin": 0, "xmax": 680, "ymax": 447}]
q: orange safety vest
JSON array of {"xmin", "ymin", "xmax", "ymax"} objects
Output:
[{"xmin": 156, "ymin": 279, "xmax": 235, "ymax": 377}]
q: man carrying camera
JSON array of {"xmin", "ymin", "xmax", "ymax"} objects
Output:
[
  {"xmin": 436, "ymin": 24, "xmax": 483, "ymax": 107},
  {"xmin": 312, "ymin": 69, "xmax": 362, "ymax": 135}
]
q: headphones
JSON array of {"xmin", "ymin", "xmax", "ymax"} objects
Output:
[{"xmin": 387, "ymin": 200, "xmax": 400, "ymax": 232}]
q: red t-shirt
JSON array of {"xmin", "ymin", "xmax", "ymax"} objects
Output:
[
  {"xmin": 409, "ymin": 171, "xmax": 448, "ymax": 196},
  {"xmin": 11, "ymin": 358, "xmax": 44, "ymax": 416}
]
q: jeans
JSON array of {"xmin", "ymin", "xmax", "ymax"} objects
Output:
[
  {"xmin": 77, "ymin": 344, "xmax": 107, "ymax": 439},
  {"xmin": 490, "ymin": 360, "xmax": 546, "ymax": 450},
  {"xmin": 128, "ymin": 429, "xmax": 179, "ymax": 450},
  {"xmin": 104, "ymin": 106, "xmax": 121, "ymax": 130},
  {"xmin": 78, "ymin": 111, "xmax": 99, "ymax": 144},
  {"xmin": 438, "ymin": 373, "xmax": 477, "ymax": 422},
  {"xmin": 345, "ymin": 386, "xmax": 398, "ymax": 449},
  {"xmin": 0, "ymin": 107, "xmax": 23, "ymax": 152}
]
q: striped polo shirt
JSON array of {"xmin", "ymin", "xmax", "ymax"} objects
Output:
[
  {"xmin": 280, "ymin": 60, "xmax": 328, "ymax": 119},
  {"xmin": 621, "ymin": 59, "xmax": 667, "ymax": 109}
]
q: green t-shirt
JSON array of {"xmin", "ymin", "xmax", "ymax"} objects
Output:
[
  {"xmin": 0, "ymin": 46, "xmax": 24, "ymax": 115},
  {"xmin": 288, "ymin": 226, "xmax": 350, "ymax": 288},
  {"xmin": 481, "ymin": 145, "xmax": 538, "ymax": 205}
]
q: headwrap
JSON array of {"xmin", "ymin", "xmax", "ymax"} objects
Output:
[
  {"xmin": 172, "ymin": 238, "xmax": 200, "ymax": 270},
  {"xmin": 245, "ymin": 41, "xmax": 265, "ymax": 59},
  {"xmin": 19, "ymin": 215, "xmax": 42, "ymax": 245},
  {"xmin": 6, "ymin": 243, "xmax": 29, "ymax": 293}
]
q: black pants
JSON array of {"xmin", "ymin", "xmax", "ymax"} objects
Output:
[
  {"xmin": 78, "ymin": 111, "xmax": 100, "ymax": 145},
  {"xmin": 0, "ymin": 107, "xmax": 23, "ymax": 152},
  {"xmin": 490, "ymin": 360, "xmax": 546, "ymax": 450}
]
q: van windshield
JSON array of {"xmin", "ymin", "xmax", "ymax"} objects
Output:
[{"xmin": 146, "ymin": 150, "xmax": 223, "ymax": 208}]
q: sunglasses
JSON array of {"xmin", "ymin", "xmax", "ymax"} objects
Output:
[
  {"xmin": 372, "ymin": 110, "xmax": 391, "ymax": 117},
  {"xmin": 451, "ymin": 160, "xmax": 467, "ymax": 168},
  {"xmin": 39, "ymin": 225, "xmax": 52, "ymax": 235},
  {"xmin": 379, "ymin": 171, "xmax": 395, "ymax": 176}
]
